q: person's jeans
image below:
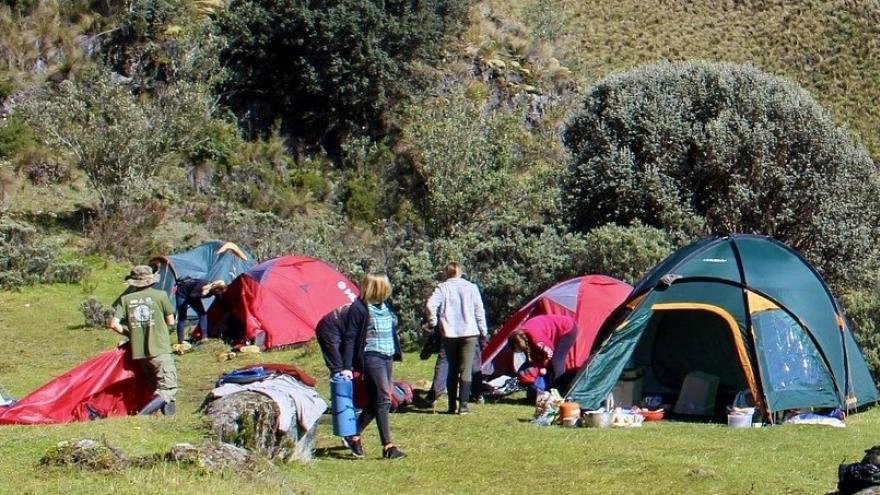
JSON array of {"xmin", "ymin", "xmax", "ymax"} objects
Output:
[
  {"xmin": 175, "ymin": 296, "xmax": 207, "ymax": 343},
  {"xmin": 443, "ymin": 336, "xmax": 478, "ymax": 411},
  {"xmin": 430, "ymin": 341, "xmax": 483, "ymax": 401},
  {"xmin": 356, "ymin": 352, "xmax": 394, "ymax": 445}
]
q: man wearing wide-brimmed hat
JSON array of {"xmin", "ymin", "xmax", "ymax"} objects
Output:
[{"xmin": 108, "ymin": 264, "xmax": 179, "ymax": 416}]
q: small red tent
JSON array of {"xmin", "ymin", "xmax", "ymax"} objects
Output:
[
  {"xmin": 481, "ymin": 275, "xmax": 632, "ymax": 377},
  {"xmin": 0, "ymin": 344, "xmax": 153, "ymax": 425},
  {"xmin": 206, "ymin": 255, "xmax": 359, "ymax": 350}
]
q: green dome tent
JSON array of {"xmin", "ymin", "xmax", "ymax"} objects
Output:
[{"xmin": 567, "ymin": 234, "xmax": 878, "ymax": 420}]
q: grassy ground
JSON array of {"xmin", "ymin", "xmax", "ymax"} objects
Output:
[{"xmin": 0, "ymin": 262, "xmax": 876, "ymax": 494}]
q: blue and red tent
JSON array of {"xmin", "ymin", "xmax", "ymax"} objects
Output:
[
  {"xmin": 0, "ymin": 344, "xmax": 153, "ymax": 425},
  {"xmin": 206, "ymin": 255, "xmax": 359, "ymax": 350}
]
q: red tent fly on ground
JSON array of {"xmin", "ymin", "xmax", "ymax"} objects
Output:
[
  {"xmin": 481, "ymin": 274, "xmax": 632, "ymax": 377},
  {"xmin": 205, "ymin": 255, "xmax": 359, "ymax": 350},
  {"xmin": 0, "ymin": 344, "xmax": 153, "ymax": 425}
]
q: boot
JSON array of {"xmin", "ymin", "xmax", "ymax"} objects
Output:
[
  {"xmin": 162, "ymin": 401, "xmax": 176, "ymax": 417},
  {"xmin": 138, "ymin": 395, "xmax": 166, "ymax": 416}
]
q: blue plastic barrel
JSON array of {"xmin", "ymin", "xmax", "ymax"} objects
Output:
[{"xmin": 330, "ymin": 375, "xmax": 357, "ymax": 437}]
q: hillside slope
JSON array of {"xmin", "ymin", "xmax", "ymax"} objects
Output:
[{"xmin": 493, "ymin": 0, "xmax": 880, "ymax": 157}]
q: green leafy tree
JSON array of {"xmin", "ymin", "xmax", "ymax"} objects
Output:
[
  {"xmin": 216, "ymin": 0, "xmax": 468, "ymax": 153},
  {"xmin": 562, "ymin": 61, "xmax": 880, "ymax": 289},
  {"xmin": 21, "ymin": 67, "xmax": 217, "ymax": 257},
  {"xmin": 582, "ymin": 222, "xmax": 673, "ymax": 285}
]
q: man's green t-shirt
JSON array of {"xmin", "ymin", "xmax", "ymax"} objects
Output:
[{"xmin": 114, "ymin": 288, "xmax": 174, "ymax": 359}]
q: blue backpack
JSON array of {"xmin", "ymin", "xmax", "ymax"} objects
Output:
[{"xmin": 215, "ymin": 367, "xmax": 271, "ymax": 387}]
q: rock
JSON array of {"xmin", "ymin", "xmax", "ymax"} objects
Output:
[
  {"xmin": 486, "ymin": 58, "xmax": 506, "ymax": 69},
  {"xmin": 204, "ymin": 391, "xmax": 314, "ymax": 462},
  {"xmin": 168, "ymin": 441, "xmax": 252, "ymax": 471},
  {"xmin": 687, "ymin": 467, "xmax": 716, "ymax": 478},
  {"xmin": 40, "ymin": 439, "xmax": 128, "ymax": 471}
]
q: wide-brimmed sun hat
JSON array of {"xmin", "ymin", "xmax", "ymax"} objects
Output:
[{"xmin": 125, "ymin": 265, "xmax": 159, "ymax": 288}]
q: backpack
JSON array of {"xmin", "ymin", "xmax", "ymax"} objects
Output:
[
  {"xmin": 391, "ymin": 380, "xmax": 414, "ymax": 411},
  {"xmin": 215, "ymin": 367, "xmax": 271, "ymax": 387}
]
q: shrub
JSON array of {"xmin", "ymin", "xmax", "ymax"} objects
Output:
[
  {"xmin": 17, "ymin": 147, "xmax": 69, "ymax": 186},
  {"xmin": 79, "ymin": 296, "xmax": 115, "ymax": 329},
  {"xmin": 582, "ymin": 222, "xmax": 674, "ymax": 284},
  {"xmin": 400, "ymin": 88, "xmax": 564, "ymax": 237},
  {"xmin": 562, "ymin": 61, "xmax": 880, "ymax": 291},
  {"xmin": 340, "ymin": 176, "xmax": 379, "ymax": 224},
  {"xmin": 21, "ymin": 66, "xmax": 218, "ymax": 255},
  {"xmin": 204, "ymin": 207, "xmax": 367, "ymax": 270},
  {"xmin": 217, "ymin": 0, "xmax": 469, "ymax": 151},
  {"xmin": 839, "ymin": 291, "xmax": 880, "ymax": 386},
  {"xmin": 0, "ymin": 115, "xmax": 36, "ymax": 160},
  {"xmin": 0, "ymin": 219, "xmax": 87, "ymax": 290},
  {"xmin": 87, "ymin": 199, "xmax": 166, "ymax": 260}
]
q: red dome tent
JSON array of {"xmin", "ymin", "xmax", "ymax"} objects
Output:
[
  {"xmin": 206, "ymin": 255, "xmax": 359, "ymax": 350},
  {"xmin": 481, "ymin": 275, "xmax": 632, "ymax": 377},
  {"xmin": 0, "ymin": 344, "xmax": 153, "ymax": 425}
]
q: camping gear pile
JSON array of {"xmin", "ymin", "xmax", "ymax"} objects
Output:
[
  {"xmin": 203, "ymin": 364, "xmax": 325, "ymax": 461},
  {"xmin": 532, "ymin": 389, "xmax": 565, "ymax": 426}
]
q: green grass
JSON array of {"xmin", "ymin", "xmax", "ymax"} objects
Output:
[{"xmin": 0, "ymin": 261, "xmax": 877, "ymax": 494}]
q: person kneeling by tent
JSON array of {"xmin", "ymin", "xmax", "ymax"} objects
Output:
[
  {"xmin": 108, "ymin": 265, "xmax": 179, "ymax": 416},
  {"xmin": 508, "ymin": 315, "xmax": 580, "ymax": 399}
]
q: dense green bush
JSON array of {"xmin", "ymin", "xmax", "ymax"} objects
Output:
[
  {"xmin": 839, "ymin": 291, "xmax": 880, "ymax": 386},
  {"xmin": 21, "ymin": 67, "xmax": 218, "ymax": 256},
  {"xmin": 562, "ymin": 61, "xmax": 880, "ymax": 291},
  {"xmin": 104, "ymin": 0, "xmax": 223, "ymax": 87},
  {"xmin": 0, "ymin": 115, "xmax": 36, "ymax": 160},
  {"xmin": 401, "ymin": 88, "xmax": 564, "ymax": 237},
  {"xmin": 22, "ymin": 68, "xmax": 213, "ymax": 204},
  {"xmin": 217, "ymin": 0, "xmax": 469, "ymax": 152},
  {"xmin": 0, "ymin": 219, "xmax": 87, "ymax": 290},
  {"xmin": 582, "ymin": 222, "xmax": 674, "ymax": 284},
  {"xmin": 204, "ymin": 208, "xmax": 368, "ymax": 270}
]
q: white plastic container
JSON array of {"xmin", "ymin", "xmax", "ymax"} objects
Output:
[
  {"xmin": 583, "ymin": 410, "xmax": 613, "ymax": 428},
  {"xmin": 727, "ymin": 413, "xmax": 752, "ymax": 428}
]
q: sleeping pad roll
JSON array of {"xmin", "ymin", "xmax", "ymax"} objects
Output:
[{"xmin": 330, "ymin": 375, "xmax": 357, "ymax": 437}]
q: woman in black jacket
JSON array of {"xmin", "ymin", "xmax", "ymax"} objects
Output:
[{"xmin": 341, "ymin": 273, "xmax": 405, "ymax": 460}]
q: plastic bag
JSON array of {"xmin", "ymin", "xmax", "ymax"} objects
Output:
[
  {"xmin": 839, "ymin": 462, "xmax": 880, "ymax": 495},
  {"xmin": 532, "ymin": 389, "xmax": 564, "ymax": 426}
]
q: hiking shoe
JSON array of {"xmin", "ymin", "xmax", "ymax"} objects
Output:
[
  {"xmin": 383, "ymin": 445, "xmax": 406, "ymax": 460},
  {"xmin": 459, "ymin": 404, "xmax": 471, "ymax": 415},
  {"xmin": 345, "ymin": 436, "xmax": 364, "ymax": 458}
]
